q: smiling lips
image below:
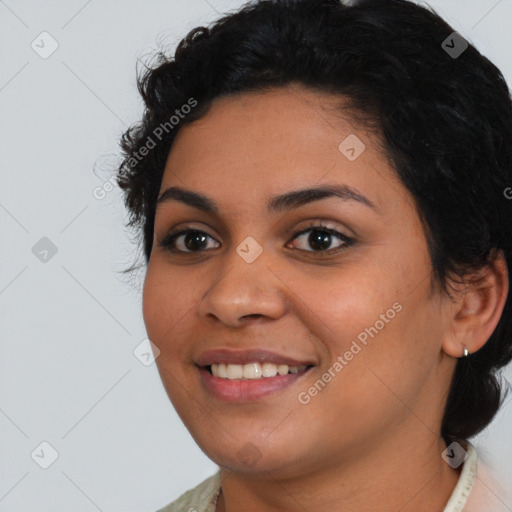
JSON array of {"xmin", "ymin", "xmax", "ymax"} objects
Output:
[{"xmin": 196, "ymin": 348, "xmax": 315, "ymax": 401}]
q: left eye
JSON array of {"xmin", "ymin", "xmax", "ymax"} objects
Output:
[
  {"xmin": 158, "ymin": 225, "xmax": 353, "ymax": 254},
  {"xmin": 287, "ymin": 226, "xmax": 354, "ymax": 253}
]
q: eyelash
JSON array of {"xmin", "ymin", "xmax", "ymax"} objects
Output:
[{"xmin": 158, "ymin": 223, "xmax": 354, "ymax": 255}]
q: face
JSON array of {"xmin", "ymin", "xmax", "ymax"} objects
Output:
[{"xmin": 143, "ymin": 85, "xmax": 456, "ymax": 477}]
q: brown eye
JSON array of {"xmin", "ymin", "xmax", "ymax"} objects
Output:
[
  {"xmin": 159, "ymin": 229, "xmax": 220, "ymax": 253},
  {"xmin": 287, "ymin": 225, "xmax": 354, "ymax": 253}
]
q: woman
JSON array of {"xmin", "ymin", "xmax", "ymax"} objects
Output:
[{"xmin": 116, "ymin": 0, "xmax": 512, "ymax": 510}]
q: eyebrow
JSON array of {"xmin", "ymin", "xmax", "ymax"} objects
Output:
[{"xmin": 156, "ymin": 184, "xmax": 376, "ymax": 214}]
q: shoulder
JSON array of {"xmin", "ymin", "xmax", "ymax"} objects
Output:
[
  {"xmin": 464, "ymin": 444, "xmax": 511, "ymax": 512},
  {"xmin": 155, "ymin": 471, "xmax": 222, "ymax": 512}
]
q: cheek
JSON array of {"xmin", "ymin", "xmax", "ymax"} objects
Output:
[
  {"xmin": 142, "ymin": 263, "xmax": 198, "ymax": 407},
  {"xmin": 299, "ymin": 251, "xmax": 435, "ymax": 392},
  {"xmin": 142, "ymin": 264, "xmax": 164, "ymax": 341},
  {"xmin": 142, "ymin": 263, "xmax": 191, "ymax": 349},
  {"xmin": 299, "ymin": 262, "xmax": 398, "ymax": 343}
]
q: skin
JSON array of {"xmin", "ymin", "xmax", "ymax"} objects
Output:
[{"xmin": 142, "ymin": 84, "xmax": 509, "ymax": 512}]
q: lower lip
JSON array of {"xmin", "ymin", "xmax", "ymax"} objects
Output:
[{"xmin": 198, "ymin": 366, "xmax": 312, "ymax": 402}]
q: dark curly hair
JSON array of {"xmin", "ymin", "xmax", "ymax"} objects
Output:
[{"xmin": 116, "ymin": 0, "xmax": 512, "ymax": 442}]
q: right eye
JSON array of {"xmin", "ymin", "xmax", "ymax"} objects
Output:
[{"xmin": 158, "ymin": 229, "xmax": 221, "ymax": 253}]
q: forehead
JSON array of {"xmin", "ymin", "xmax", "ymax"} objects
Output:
[{"xmin": 160, "ymin": 85, "xmax": 407, "ymax": 215}]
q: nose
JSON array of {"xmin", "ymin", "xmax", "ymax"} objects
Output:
[{"xmin": 197, "ymin": 249, "xmax": 288, "ymax": 328}]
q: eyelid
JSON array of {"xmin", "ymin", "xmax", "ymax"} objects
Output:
[{"xmin": 288, "ymin": 220, "xmax": 349, "ymax": 237}]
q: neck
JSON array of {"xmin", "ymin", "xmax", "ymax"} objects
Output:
[{"xmin": 215, "ymin": 430, "xmax": 462, "ymax": 512}]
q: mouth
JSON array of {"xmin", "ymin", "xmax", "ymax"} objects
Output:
[
  {"xmin": 197, "ymin": 362, "xmax": 314, "ymax": 402},
  {"xmin": 195, "ymin": 348, "xmax": 317, "ymax": 401}
]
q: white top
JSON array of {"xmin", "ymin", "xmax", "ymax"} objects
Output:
[
  {"xmin": 444, "ymin": 441, "xmax": 477, "ymax": 512},
  {"xmin": 156, "ymin": 441, "xmax": 507, "ymax": 512}
]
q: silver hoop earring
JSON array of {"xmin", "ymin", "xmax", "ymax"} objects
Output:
[{"xmin": 463, "ymin": 345, "xmax": 470, "ymax": 357}]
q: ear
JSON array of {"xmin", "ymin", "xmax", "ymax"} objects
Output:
[{"xmin": 442, "ymin": 250, "xmax": 509, "ymax": 358}]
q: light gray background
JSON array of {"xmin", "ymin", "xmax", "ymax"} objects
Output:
[{"xmin": 1, "ymin": 0, "xmax": 511, "ymax": 510}]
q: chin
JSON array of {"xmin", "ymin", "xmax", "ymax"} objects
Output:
[{"xmin": 193, "ymin": 434, "xmax": 312, "ymax": 478}]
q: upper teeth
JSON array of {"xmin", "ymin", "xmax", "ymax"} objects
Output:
[{"xmin": 210, "ymin": 362, "xmax": 307, "ymax": 379}]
